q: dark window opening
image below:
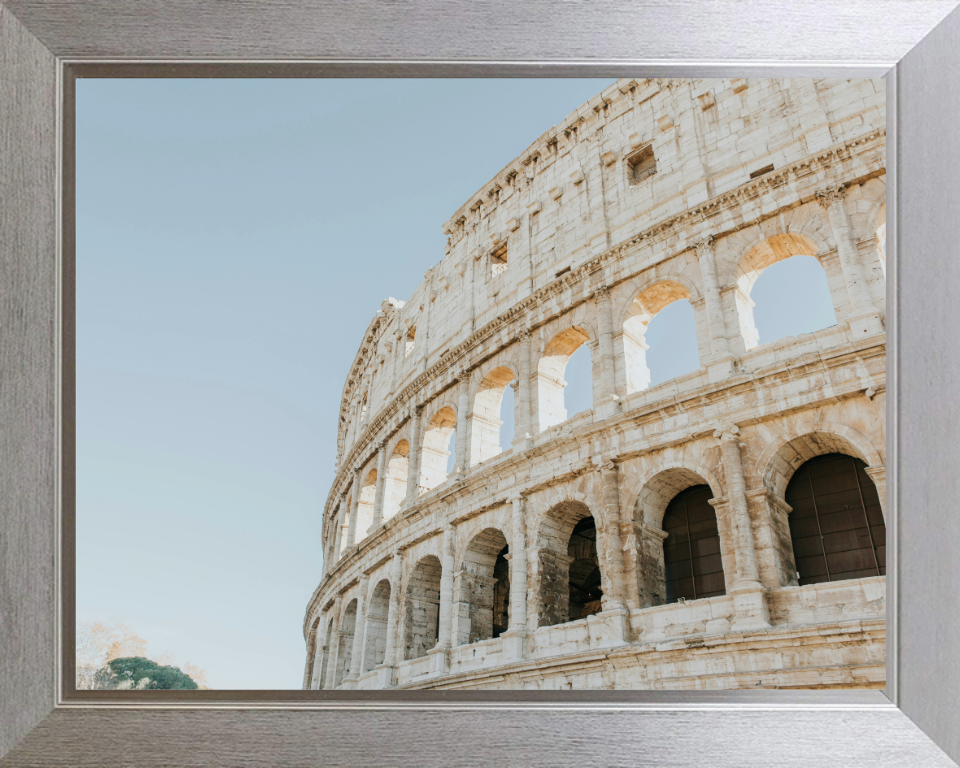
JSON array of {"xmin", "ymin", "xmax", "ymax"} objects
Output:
[
  {"xmin": 568, "ymin": 517, "xmax": 603, "ymax": 620},
  {"xmin": 663, "ymin": 485, "xmax": 725, "ymax": 603},
  {"xmin": 750, "ymin": 163, "xmax": 775, "ymax": 179},
  {"xmin": 491, "ymin": 243, "xmax": 508, "ymax": 276},
  {"xmin": 627, "ymin": 145, "xmax": 657, "ymax": 186},
  {"xmin": 786, "ymin": 453, "xmax": 885, "ymax": 586},
  {"xmin": 555, "ymin": 266, "xmax": 571, "ymax": 278},
  {"xmin": 492, "ymin": 545, "xmax": 510, "ymax": 638},
  {"xmin": 405, "ymin": 326, "xmax": 416, "ymax": 357}
]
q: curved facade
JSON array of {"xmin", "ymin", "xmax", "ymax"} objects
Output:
[{"xmin": 303, "ymin": 78, "xmax": 887, "ymax": 691}]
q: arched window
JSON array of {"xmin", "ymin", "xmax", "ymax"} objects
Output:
[
  {"xmin": 419, "ymin": 406, "xmax": 456, "ymax": 493},
  {"xmin": 357, "ymin": 469, "xmax": 377, "ymax": 539},
  {"xmin": 536, "ymin": 501, "xmax": 602, "ymax": 627},
  {"xmin": 403, "ymin": 555, "xmax": 442, "ymax": 660},
  {"xmin": 335, "ymin": 599, "xmax": 357, "ymax": 688},
  {"xmin": 363, "ymin": 580, "xmax": 392, "ymax": 672},
  {"xmin": 382, "ymin": 440, "xmax": 409, "ymax": 521},
  {"xmin": 786, "ymin": 453, "xmax": 885, "ymax": 585},
  {"xmin": 623, "ymin": 280, "xmax": 699, "ymax": 393},
  {"xmin": 537, "ymin": 327, "xmax": 592, "ymax": 431},
  {"xmin": 455, "ymin": 528, "xmax": 509, "ymax": 645},
  {"xmin": 662, "ymin": 485, "xmax": 725, "ymax": 603},
  {"xmin": 304, "ymin": 615, "xmax": 320, "ymax": 688},
  {"xmin": 470, "ymin": 367, "xmax": 516, "ymax": 466},
  {"xmin": 735, "ymin": 233, "xmax": 838, "ymax": 350}
]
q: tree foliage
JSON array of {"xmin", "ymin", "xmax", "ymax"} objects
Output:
[{"xmin": 95, "ymin": 657, "xmax": 199, "ymax": 690}]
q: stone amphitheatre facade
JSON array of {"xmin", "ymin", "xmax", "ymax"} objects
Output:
[{"xmin": 303, "ymin": 78, "xmax": 887, "ymax": 691}]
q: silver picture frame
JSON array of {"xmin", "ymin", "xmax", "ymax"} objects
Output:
[{"xmin": 1, "ymin": 1, "xmax": 959, "ymax": 764}]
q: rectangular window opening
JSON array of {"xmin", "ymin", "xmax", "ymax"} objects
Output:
[
  {"xmin": 491, "ymin": 243, "xmax": 508, "ymax": 277},
  {"xmin": 405, "ymin": 327, "xmax": 416, "ymax": 357},
  {"xmin": 750, "ymin": 163, "xmax": 775, "ymax": 179},
  {"xmin": 627, "ymin": 145, "xmax": 657, "ymax": 186}
]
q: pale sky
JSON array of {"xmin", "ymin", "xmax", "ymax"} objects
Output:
[{"xmin": 76, "ymin": 78, "xmax": 836, "ymax": 689}]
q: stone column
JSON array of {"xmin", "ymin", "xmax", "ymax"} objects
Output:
[
  {"xmin": 714, "ymin": 425, "xmax": 770, "ymax": 629},
  {"xmin": 371, "ymin": 441, "xmax": 388, "ymax": 529},
  {"xmin": 428, "ymin": 523, "xmax": 456, "ymax": 676},
  {"xmin": 345, "ymin": 469, "xmax": 361, "ymax": 549},
  {"xmin": 454, "ymin": 370, "xmax": 470, "ymax": 478},
  {"xmin": 619, "ymin": 520, "xmax": 646, "ymax": 610},
  {"xmin": 501, "ymin": 493, "xmax": 529, "ymax": 660},
  {"xmin": 695, "ymin": 236, "xmax": 737, "ymax": 381},
  {"xmin": 593, "ymin": 285, "xmax": 620, "ymax": 421},
  {"xmin": 378, "ymin": 549, "xmax": 403, "ymax": 688},
  {"xmin": 817, "ymin": 185, "xmax": 883, "ymax": 335},
  {"xmin": 323, "ymin": 596, "xmax": 342, "ymax": 690},
  {"xmin": 403, "ymin": 406, "xmax": 423, "ymax": 508},
  {"xmin": 596, "ymin": 459, "xmax": 628, "ymax": 612},
  {"xmin": 341, "ymin": 575, "xmax": 369, "ymax": 689},
  {"xmin": 863, "ymin": 465, "xmax": 887, "ymax": 522},
  {"xmin": 513, "ymin": 327, "xmax": 534, "ymax": 451},
  {"xmin": 390, "ymin": 328, "xmax": 403, "ymax": 393},
  {"xmin": 309, "ymin": 615, "xmax": 327, "ymax": 689}
]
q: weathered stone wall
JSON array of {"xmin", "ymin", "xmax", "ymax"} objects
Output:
[{"xmin": 305, "ymin": 77, "xmax": 887, "ymax": 691}]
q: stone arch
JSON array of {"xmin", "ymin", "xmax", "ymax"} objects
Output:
[
  {"xmin": 630, "ymin": 464, "xmax": 725, "ymax": 607},
  {"xmin": 536, "ymin": 325, "xmax": 593, "ymax": 430},
  {"xmin": 318, "ymin": 614, "xmax": 334, "ymax": 689},
  {"xmin": 454, "ymin": 527, "xmax": 510, "ymax": 645},
  {"xmin": 403, "ymin": 554, "xmax": 442, "ymax": 661},
  {"xmin": 383, "ymin": 438, "xmax": 409, "ymax": 521},
  {"xmin": 756, "ymin": 422, "xmax": 883, "ymax": 495},
  {"xmin": 534, "ymin": 498, "xmax": 605, "ymax": 627},
  {"xmin": 357, "ymin": 467, "xmax": 377, "ymax": 539},
  {"xmin": 620, "ymin": 278, "xmax": 699, "ymax": 394},
  {"xmin": 335, "ymin": 598, "xmax": 358, "ymax": 688},
  {"xmin": 733, "ymin": 231, "xmax": 838, "ymax": 351},
  {"xmin": 362, "ymin": 579, "xmax": 392, "ymax": 673},
  {"xmin": 470, "ymin": 365, "xmax": 517, "ymax": 466},
  {"xmin": 304, "ymin": 614, "xmax": 321, "ymax": 689},
  {"xmin": 419, "ymin": 405, "xmax": 457, "ymax": 493}
]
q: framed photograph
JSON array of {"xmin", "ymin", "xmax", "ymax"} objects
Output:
[{"xmin": 2, "ymin": 1, "xmax": 959, "ymax": 765}]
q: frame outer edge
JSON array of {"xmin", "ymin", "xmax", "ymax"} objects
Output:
[
  {"xmin": 896, "ymin": 4, "xmax": 960, "ymax": 765},
  {"xmin": 0, "ymin": 1, "xmax": 58, "ymax": 759}
]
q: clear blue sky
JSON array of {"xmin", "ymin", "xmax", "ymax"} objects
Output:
[{"xmin": 77, "ymin": 78, "xmax": 836, "ymax": 689}]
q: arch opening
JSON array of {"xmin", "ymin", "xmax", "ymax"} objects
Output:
[
  {"xmin": 403, "ymin": 555, "xmax": 442, "ymax": 661},
  {"xmin": 735, "ymin": 234, "xmax": 837, "ymax": 350},
  {"xmin": 419, "ymin": 406, "xmax": 456, "ymax": 493},
  {"xmin": 537, "ymin": 327, "xmax": 592, "ymax": 430},
  {"xmin": 623, "ymin": 280, "xmax": 699, "ymax": 393},
  {"xmin": 358, "ymin": 468, "xmax": 377, "ymax": 539},
  {"xmin": 362, "ymin": 579, "xmax": 392, "ymax": 672},
  {"xmin": 470, "ymin": 367, "xmax": 516, "ymax": 466},
  {"xmin": 536, "ymin": 501, "xmax": 602, "ymax": 627},
  {"xmin": 786, "ymin": 453, "xmax": 885, "ymax": 586},
  {"xmin": 383, "ymin": 440, "xmax": 409, "ymax": 521},
  {"xmin": 334, "ymin": 599, "xmax": 357, "ymax": 688},
  {"xmin": 455, "ymin": 528, "xmax": 510, "ymax": 645},
  {"xmin": 662, "ymin": 484, "xmax": 725, "ymax": 603}
]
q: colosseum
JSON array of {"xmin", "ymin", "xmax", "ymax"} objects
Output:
[{"xmin": 303, "ymin": 78, "xmax": 887, "ymax": 691}]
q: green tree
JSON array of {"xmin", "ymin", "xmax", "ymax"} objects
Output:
[{"xmin": 94, "ymin": 657, "xmax": 199, "ymax": 690}]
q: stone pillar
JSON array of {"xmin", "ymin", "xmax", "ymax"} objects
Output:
[
  {"xmin": 341, "ymin": 575, "xmax": 369, "ymax": 689},
  {"xmin": 454, "ymin": 370, "xmax": 470, "ymax": 478},
  {"xmin": 309, "ymin": 615, "xmax": 327, "ymax": 689},
  {"xmin": 593, "ymin": 285, "xmax": 620, "ymax": 421},
  {"xmin": 371, "ymin": 441, "xmax": 388, "ymax": 529},
  {"xmin": 817, "ymin": 185, "xmax": 884, "ymax": 336},
  {"xmin": 619, "ymin": 521, "xmax": 646, "ymax": 610},
  {"xmin": 377, "ymin": 550, "xmax": 403, "ymax": 687},
  {"xmin": 428, "ymin": 523, "xmax": 456, "ymax": 676},
  {"xmin": 714, "ymin": 425, "xmax": 770, "ymax": 630},
  {"xmin": 864, "ymin": 465, "xmax": 887, "ymax": 523},
  {"xmin": 501, "ymin": 493, "xmax": 529, "ymax": 660},
  {"xmin": 391, "ymin": 328, "xmax": 403, "ymax": 393},
  {"xmin": 513, "ymin": 327, "xmax": 534, "ymax": 450},
  {"xmin": 323, "ymin": 596, "xmax": 342, "ymax": 690},
  {"xmin": 695, "ymin": 235, "xmax": 737, "ymax": 381},
  {"xmin": 596, "ymin": 459, "xmax": 628, "ymax": 614},
  {"xmin": 345, "ymin": 469, "xmax": 361, "ymax": 549},
  {"xmin": 403, "ymin": 407, "xmax": 423, "ymax": 508}
]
